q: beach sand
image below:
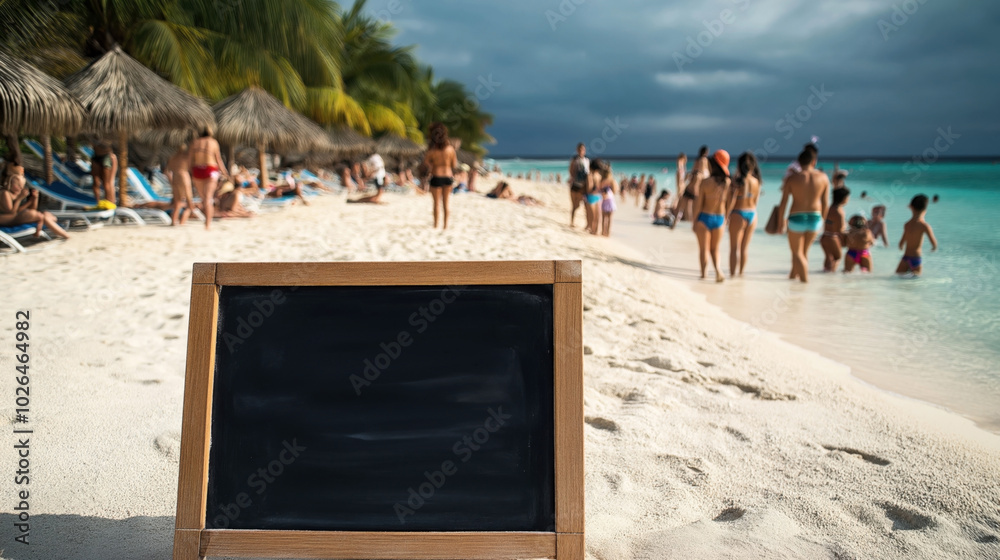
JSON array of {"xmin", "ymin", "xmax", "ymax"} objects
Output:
[{"xmin": 1, "ymin": 178, "xmax": 998, "ymax": 559}]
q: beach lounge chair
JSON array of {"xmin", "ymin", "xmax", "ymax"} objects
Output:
[
  {"xmin": 0, "ymin": 224, "xmax": 51, "ymax": 254},
  {"xmin": 26, "ymin": 177, "xmax": 132, "ymax": 228}
]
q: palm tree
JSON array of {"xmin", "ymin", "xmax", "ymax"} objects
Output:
[
  {"xmin": 334, "ymin": 0, "xmax": 422, "ymax": 142},
  {"xmin": 1, "ymin": 0, "xmax": 494, "ymax": 155}
]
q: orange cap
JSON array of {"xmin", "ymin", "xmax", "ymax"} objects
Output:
[{"xmin": 713, "ymin": 150, "xmax": 730, "ymax": 175}]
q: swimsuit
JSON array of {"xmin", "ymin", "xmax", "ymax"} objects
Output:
[
  {"xmin": 429, "ymin": 176, "xmax": 453, "ymax": 188},
  {"xmin": 902, "ymin": 255, "xmax": 922, "ymax": 269},
  {"xmin": 93, "ymin": 154, "xmax": 113, "ymax": 169},
  {"xmin": 682, "ymin": 189, "xmax": 696, "ymax": 200},
  {"xmin": 191, "ymin": 165, "xmax": 219, "ymax": 180},
  {"xmin": 697, "ymin": 213, "xmax": 725, "ymax": 231},
  {"xmin": 601, "ymin": 185, "xmax": 616, "ymax": 213},
  {"xmin": 732, "ymin": 209, "xmax": 756, "ymax": 224},
  {"xmin": 586, "ymin": 193, "xmax": 601, "ymax": 205},
  {"xmin": 847, "ymin": 248, "xmax": 871, "ymax": 264},
  {"xmin": 787, "ymin": 212, "xmax": 823, "ymax": 233}
]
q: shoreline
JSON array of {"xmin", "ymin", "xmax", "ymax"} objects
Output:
[
  {"xmin": 600, "ymin": 193, "xmax": 1000, "ymax": 438},
  {"xmin": 1, "ymin": 177, "xmax": 998, "ymax": 559}
]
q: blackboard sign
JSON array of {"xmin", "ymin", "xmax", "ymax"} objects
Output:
[{"xmin": 173, "ymin": 262, "xmax": 583, "ymax": 560}]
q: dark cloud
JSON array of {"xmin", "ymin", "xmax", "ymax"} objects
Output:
[{"xmin": 374, "ymin": 0, "xmax": 1000, "ymax": 157}]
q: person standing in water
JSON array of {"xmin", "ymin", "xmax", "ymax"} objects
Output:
[
  {"xmin": 778, "ymin": 147, "xmax": 829, "ymax": 283},
  {"xmin": 692, "ymin": 150, "xmax": 732, "ymax": 283},
  {"xmin": 728, "ymin": 152, "xmax": 761, "ymax": 278},
  {"xmin": 189, "ymin": 126, "xmax": 228, "ymax": 230},
  {"xmin": 422, "ymin": 122, "xmax": 458, "ymax": 229},
  {"xmin": 821, "ymin": 187, "xmax": 850, "ymax": 272},
  {"xmin": 896, "ymin": 194, "xmax": 938, "ymax": 277},
  {"xmin": 568, "ymin": 143, "xmax": 590, "ymax": 230}
]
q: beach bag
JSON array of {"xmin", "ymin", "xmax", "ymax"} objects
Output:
[{"xmin": 765, "ymin": 205, "xmax": 781, "ymax": 234}]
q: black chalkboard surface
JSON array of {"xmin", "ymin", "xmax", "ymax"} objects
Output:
[{"xmin": 206, "ymin": 284, "xmax": 555, "ymax": 532}]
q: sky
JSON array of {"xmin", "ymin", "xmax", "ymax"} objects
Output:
[{"xmin": 367, "ymin": 0, "xmax": 1000, "ymax": 158}]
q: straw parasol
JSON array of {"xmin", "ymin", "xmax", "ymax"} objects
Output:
[
  {"xmin": 375, "ymin": 133, "xmax": 424, "ymax": 159},
  {"xmin": 64, "ymin": 46, "xmax": 214, "ymax": 206},
  {"xmin": 0, "ymin": 51, "xmax": 87, "ymax": 182},
  {"xmin": 328, "ymin": 126, "xmax": 375, "ymax": 160},
  {"xmin": 213, "ymin": 87, "xmax": 334, "ymax": 184}
]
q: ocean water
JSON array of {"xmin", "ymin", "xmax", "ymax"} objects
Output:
[{"xmin": 494, "ymin": 158, "xmax": 1000, "ymax": 432}]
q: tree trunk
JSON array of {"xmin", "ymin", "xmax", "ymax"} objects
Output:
[
  {"xmin": 4, "ymin": 134, "xmax": 22, "ymax": 166},
  {"xmin": 66, "ymin": 136, "xmax": 77, "ymax": 162},
  {"xmin": 118, "ymin": 130, "xmax": 130, "ymax": 207},
  {"xmin": 258, "ymin": 143, "xmax": 269, "ymax": 191},
  {"xmin": 43, "ymin": 135, "xmax": 54, "ymax": 185},
  {"xmin": 227, "ymin": 145, "xmax": 235, "ymax": 170}
]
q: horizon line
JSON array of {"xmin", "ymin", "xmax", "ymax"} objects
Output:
[{"xmin": 486, "ymin": 154, "xmax": 1000, "ymax": 162}]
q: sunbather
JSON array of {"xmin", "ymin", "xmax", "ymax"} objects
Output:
[{"xmin": 0, "ymin": 166, "xmax": 69, "ymax": 239}]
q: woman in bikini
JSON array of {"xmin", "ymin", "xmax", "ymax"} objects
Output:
[
  {"xmin": 189, "ymin": 126, "xmax": 228, "ymax": 230},
  {"xmin": 728, "ymin": 152, "xmax": 761, "ymax": 278},
  {"xmin": 91, "ymin": 140, "xmax": 117, "ymax": 205},
  {"xmin": 821, "ymin": 186, "xmax": 850, "ymax": 272},
  {"xmin": 0, "ymin": 166, "xmax": 70, "ymax": 239},
  {"xmin": 692, "ymin": 150, "xmax": 731, "ymax": 283},
  {"xmin": 421, "ymin": 122, "xmax": 458, "ymax": 229},
  {"xmin": 597, "ymin": 162, "xmax": 618, "ymax": 236}
]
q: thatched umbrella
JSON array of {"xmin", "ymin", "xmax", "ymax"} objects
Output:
[
  {"xmin": 328, "ymin": 126, "xmax": 375, "ymax": 160},
  {"xmin": 375, "ymin": 134, "xmax": 423, "ymax": 159},
  {"xmin": 64, "ymin": 46, "xmax": 214, "ymax": 206},
  {"xmin": 0, "ymin": 51, "xmax": 87, "ymax": 183},
  {"xmin": 213, "ymin": 87, "xmax": 333, "ymax": 185}
]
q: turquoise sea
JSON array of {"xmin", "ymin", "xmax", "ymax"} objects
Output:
[{"xmin": 494, "ymin": 157, "xmax": 1000, "ymax": 432}]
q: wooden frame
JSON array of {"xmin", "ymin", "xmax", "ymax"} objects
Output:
[{"xmin": 174, "ymin": 261, "xmax": 583, "ymax": 560}]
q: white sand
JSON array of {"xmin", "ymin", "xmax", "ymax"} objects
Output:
[{"xmin": 1, "ymin": 178, "xmax": 998, "ymax": 559}]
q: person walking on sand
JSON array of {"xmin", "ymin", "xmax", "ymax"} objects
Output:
[
  {"xmin": 189, "ymin": 126, "xmax": 228, "ymax": 230},
  {"xmin": 778, "ymin": 147, "xmax": 829, "ymax": 283},
  {"xmin": 896, "ymin": 194, "xmax": 938, "ymax": 277},
  {"xmin": 166, "ymin": 144, "xmax": 194, "ymax": 226},
  {"xmin": 422, "ymin": 122, "xmax": 458, "ymax": 229},
  {"xmin": 728, "ymin": 152, "xmax": 761, "ymax": 278},
  {"xmin": 91, "ymin": 139, "xmax": 118, "ymax": 205},
  {"xmin": 597, "ymin": 162, "xmax": 618, "ymax": 236},
  {"xmin": 693, "ymin": 150, "xmax": 732, "ymax": 283},
  {"xmin": 673, "ymin": 146, "xmax": 707, "ymax": 228},
  {"xmin": 0, "ymin": 165, "xmax": 70, "ymax": 239},
  {"xmin": 568, "ymin": 143, "xmax": 590, "ymax": 229}
]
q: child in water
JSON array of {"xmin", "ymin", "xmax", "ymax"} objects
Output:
[
  {"xmin": 844, "ymin": 215, "xmax": 874, "ymax": 273},
  {"xmin": 869, "ymin": 205, "xmax": 888, "ymax": 247},
  {"xmin": 896, "ymin": 194, "xmax": 938, "ymax": 277}
]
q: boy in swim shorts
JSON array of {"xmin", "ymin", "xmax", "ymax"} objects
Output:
[{"xmin": 896, "ymin": 194, "xmax": 938, "ymax": 277}]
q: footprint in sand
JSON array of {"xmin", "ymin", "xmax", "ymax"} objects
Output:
[
  {"xmin": 713, "ymin": 377, "xmax": 798, "ymax": 401},
  {"xmin": 585, "ymin": 416, "xmax": 620, "ymax": 432},
  {"xmin": 713, "ymin": 507, "xmax": 746, "ymax": 522},
  {"xmin": 976, "ymin": 534, "xmax": 998, "ymax": 544},
  {"xmin": 724, "ymin": 426, "xmax": 750, "ymax": 442},
  {"xmin": 878, "ymin": 502, "xmax": 935, "ymax": 531},
  {"xmin": 154, "ymin": 432, "xmax": 182, "ymax": 461},
  {"xmin": 822, "ymin": 445, "xmax": 890, "ymax": 466}
]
